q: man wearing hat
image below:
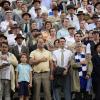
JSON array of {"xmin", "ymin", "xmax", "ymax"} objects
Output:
[
  {"xmin": 0, "ymin": 9, "xmax": 17, "ymax": 36},
  {"xmin": 7, "ymin": 24, "xmax": 22, "ymax": 47},
  {"xmin": 88, "ymin": 14, "xmax": 99, "ymax": 31},
  {"xmin": 48, "ymin": 6, "xmax": 61, "ymax": 29},
  {"xmin": 20, "ymin": 12, "xmax": 32, "ymax": 35},
  {"xmin": 65, "ymin": 25, "xmax": 76, "ymax": 50},
  {"xmin": 0, "ymin": 1, "xmax": 11, "ymax": 11},
  {"xmin": 10, "ymin": 34, "xmax": 29, "ymax": 62},
  {"xmin": 66, "ymin": 4, "xmax": 80, "ymax": 30},
  {"xmin": 0, "ymin": 1, "xmax": 11, "ymax": 22},
  {"xmin": 77, "ymin": 11, "xmax": 85, "ymax": 22},
  {"xmin": 29, "ymin": 0, "xmax": 48, "ymax": 20}
]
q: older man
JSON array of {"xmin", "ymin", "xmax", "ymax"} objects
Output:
[{"xmin": 30, "ymin": 38, "xmax": 53, "ymax": 100}]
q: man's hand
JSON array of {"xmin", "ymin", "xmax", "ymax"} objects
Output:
[
  {"xmin": 63, "ymin": 69, "xmax": 68, "ymax": 76},
  {"xmin": 50, "ymin": 74, "xmax": 54, "ymax": 80},
  {"xmin": 39, "ymin": 57, "xmax": 47, "ymax": 62}
]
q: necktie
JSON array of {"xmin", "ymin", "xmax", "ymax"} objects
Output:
[
  {"xmin": 24, "ymin": 23, "xmax": 28, "ymax": 33},
  {"xmin": 61, "ymin": 49, "xmax": 64, "ymax": 67},
  {"xmin": 71, "ymin": 15, "xmax": 73, "ymax": 21}
]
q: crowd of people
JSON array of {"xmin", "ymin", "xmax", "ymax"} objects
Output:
[{"xmin": 0, "ymin": 0, "xmax": 100, "ymax": 100}]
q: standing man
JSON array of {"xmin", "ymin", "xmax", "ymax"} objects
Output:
[
  {"xmin": 52, "ymin": 37, "xmax": 72, "ymax": 100},
  {"xmin": 29, "ymin": 38, "xmax": 53, "ymax": 100},
  {"xmin": 0, "ymin": 42, "xmax": 18, "ymax": 100}
]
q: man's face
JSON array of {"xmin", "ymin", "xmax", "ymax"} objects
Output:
[
  {"xmin": 68, "ymin": 28, "xmax": 75, "ymax": 35},
  {"xmin": 3, "ymin": 3, "xmax": 10, "ymax": 9},
  {"xmin": 34, "ymin": 2, "xmax": 40, "ymax": 8},
  {"xmin": 16, "ymin": 38, "xmax": 23, "ymax": 45},
  {"xmin": 74, "ymin": 34, "xmax": 81, "ymax": 42},
  {"xmin": 63, "ymin": 19, "xmax": 69, "ymax": 27},
  {"xmin": 1, "ymin": 43, "xmax": 9, "ymax": 54},
  {"xmin": 60, "ymin": 39, "xmax": 66, "ymax": 48},
  {"xmin": 68, "ymin": 9, "xmax": 75, "ymax": 14},
  {"xmin": 6, "ymin": 12, "xmax": 13, "ymax": 20},
  {"xmin": 37, "ymin": 38, "xmax": 45, "ymax": 49},
  {"xmin": 16, "ymin": 0, "xmax": 23, "ymax": 7},
  {"xmin": 23, "ymin": 15, "xmax": 30, "ymax": 21}
]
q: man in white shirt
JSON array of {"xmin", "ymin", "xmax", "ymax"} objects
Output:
[
  {"xmin": 65, "ymin": 25, "xmax": 76, "ymax": 49},
  {"xmin": 0, "ymin": 10, "xmax": 17, "ymax": 36},
  {"xmin": 29, "ymin": 0, "xmax": 48, "ymax": 20},
  {"xmin": 88, "ymin": 14, "xmax": 99, "ymax": 31},
  {"xmin": 0, "ymin": 42, "xmax": 18, "ymax": 100},
  {"xmin": 53, "ymin": 37, "xmax": 72, "ymax": 100},
  {"xmin": 66, "ymin": 4, "xmax": 80, "ymax": 30}
]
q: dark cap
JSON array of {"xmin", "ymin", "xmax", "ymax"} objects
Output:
[
  {"xmin": 22, "ymin": 12, "xmax": 31, "ymax": 18},
  {"xmin": 67, "ymin": 4, "xmax": 76, "ymax": 10},
  {"xmin": 15, "ymin": 34, "xmax": 25, "ymax": 40},
  {"xmin": 77, "ymin": 11, "xmax": 85, "ymax": 16},
  {"xmin": 0, "ymin": 34, "xmax": 7, "ymax": 39},
  {"xmin": 0, "ymin": 1, "xmax": 11, "ymax": 7}
]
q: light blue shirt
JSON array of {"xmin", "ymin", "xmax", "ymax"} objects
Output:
[
  {"xmin": 57, "ymin": 28, "xmax": 69, "ymax": 39},
  {"xmin": 16, "ymin": 63, "xmax": 32, "ymax": 82}
]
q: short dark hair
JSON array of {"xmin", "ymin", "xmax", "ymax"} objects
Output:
[{"xmin": 60, "ymin": 37, "xmax": 66, "ymax": 41}]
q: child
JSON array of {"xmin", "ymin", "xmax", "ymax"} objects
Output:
[{"xmin": 15, "ymin": 53, "xmax": 32, "ymax": 100}]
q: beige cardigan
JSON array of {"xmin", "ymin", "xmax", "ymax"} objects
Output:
[{"xmin": 0, "ymin": 52, "xmax": 18, "ymax": 91}]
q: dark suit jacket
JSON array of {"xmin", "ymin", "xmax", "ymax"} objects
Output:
[
  {"xmin": 10, "ymin": 45, "xmax": 29, "ymax": 62},
  {"xmin": 92, "ymin": 54, "xmax": 100, "ymax": 92},
  {"xmin": 92, "ymin": 54, "xmax": 100, "ymax": 79}
]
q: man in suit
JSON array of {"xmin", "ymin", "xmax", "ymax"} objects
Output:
[
  {"xmin": 10, "ymin": 34, "xmax": 29, "ymax": 62},
  {"xmin": 20, "ymin": 12, "xmax": 32, "ymax": 36}
]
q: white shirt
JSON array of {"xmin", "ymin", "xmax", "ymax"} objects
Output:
[
  {"xmin": 29, "ymin": 6, "xmax": 48, "ymax": 20},
  {"xmin": 66, "ymin": 14, "xmax": 80, "ymax": 30},
  {"xmin": 18, "ymin": 45, "xmax": 22, "ymax": 54},
  {"xmin": 41, "ymin": 0, "xmax": 51, "ymax": 9},
  {"xmin": 0, "ymin": 20, "xmax": 17, "ymax": 36},
  {"xmin": 88, "ymin": 23, "xmax": 96, "ymax": 31},
  {"xmin": 53, "ymin": 48, "xmax": 72, "ymax": 68},
  {"xmin": 65, "ymin": 35, "xmax": 75, "ymax": 47},
  {"xmin": 0, "ymin": 54, "xmax": 11, "ymax": 80},
  {"xmin": 7, "ymin": 34, "xmax": 16, "ymax": 46}
]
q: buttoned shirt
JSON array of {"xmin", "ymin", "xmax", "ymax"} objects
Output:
[
  {"xmin": 67, "ymin": 14, "xmax": 80, "ymax": 30},
  {"xmin": 53, "ymin": 48, "xmax": 72, "ymax": 68},
  {"xmin": 30, "ymin": 49, "xmax": 52, "ymax": 73}
]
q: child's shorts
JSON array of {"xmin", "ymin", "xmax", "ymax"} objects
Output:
[{"xmin": 18, "ymin": 81, "xmax": 29, "ymax": 96}]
